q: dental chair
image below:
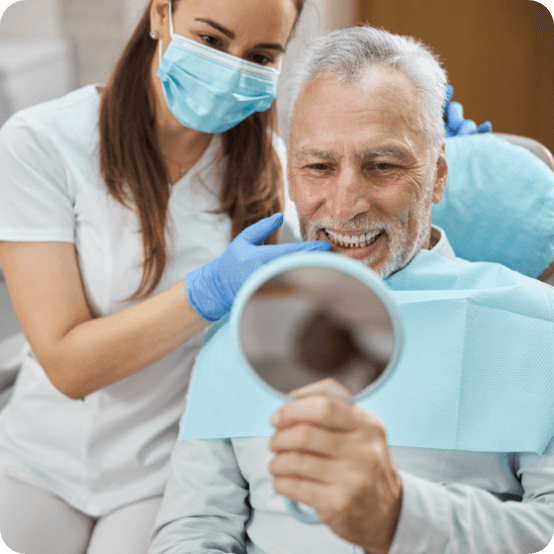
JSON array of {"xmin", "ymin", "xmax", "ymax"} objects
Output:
[
  {"xmin": 494, "ymin": 133, "xmax": 554, "ymax": 173},
  {"xmin": 432, "ymin": 132, "xmax": 554, "ymax": 283},
  {"xmin": 0, "ymin": 133, "xmax": 554, "ymax": 410},
  {"xmin": 495, "ymin": 133, "xmax": 554, "ymax": 282}
]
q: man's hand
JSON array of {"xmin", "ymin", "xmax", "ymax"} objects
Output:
[{"xmin": 269, "ymin": 379, "xmax": 402, "ymax": 554}]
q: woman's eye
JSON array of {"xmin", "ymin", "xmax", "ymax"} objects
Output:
[
  {"xmin": 251, "ymin": 53, "xmax": 272, "ymax": 66},
  {"xmin": 200, "ymin": 35, "xmax": 223, "ymax": 49}
]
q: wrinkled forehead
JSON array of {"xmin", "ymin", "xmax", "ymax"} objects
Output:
[{"xmin": 289, "ymin": 67, "xmax": 427, "ymax": 161}]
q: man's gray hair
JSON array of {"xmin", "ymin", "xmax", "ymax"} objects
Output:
[{"xmin": 287, "ymin": 26, "xmax": 448, "ymax": 154}]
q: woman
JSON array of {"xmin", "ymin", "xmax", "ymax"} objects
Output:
[{"xmin": 0, "ymin": 0, "xmax": 328, "ymax": 553}]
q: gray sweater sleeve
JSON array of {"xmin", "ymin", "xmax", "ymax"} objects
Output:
[
  {"xmin": 148, "ymin": 439, "xmax": 250, "ymax": 554},
  {"xmin": 149, "ymin": 433, "xmax": 554, "ymax": 553},
  {"xmin": 388, "ymin": 439, "xmax": 554, "ymax": 554}
]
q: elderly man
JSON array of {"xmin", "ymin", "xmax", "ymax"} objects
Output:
[{"xmin": 148, "ymin": 26, "xmax": 554, "ymax": 554}]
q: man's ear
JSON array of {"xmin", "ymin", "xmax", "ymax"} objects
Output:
[{"xmin": 432, "ymin": 142, "xmax": 448, "ymax": 204}]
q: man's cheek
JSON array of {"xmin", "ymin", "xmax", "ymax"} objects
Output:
[
  {"xmin": 377, "ymin": 186, "xmax": 412, "ymax": 218},
  {"xmin": 291, "ymin": 179, "xmax": 324, "ymax": 221}
]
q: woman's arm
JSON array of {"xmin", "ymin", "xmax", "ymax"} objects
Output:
[
  {"xmin": 0, "ymin": 214, "xmax": 330, "ymax": 399},
  {"xmin": 0, "ymin": 241, "xmax": 208, "ymax": 400}
]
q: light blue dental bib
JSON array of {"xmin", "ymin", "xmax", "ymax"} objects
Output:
[{"xmin": 179, "ymin": 250, "xmax": 554, "ymax": 455}]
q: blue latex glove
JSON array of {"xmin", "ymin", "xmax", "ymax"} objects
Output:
[
  {"xmin": 185, "ymin": 213, "xmax": 332, "ymax": 321},
  {"xmin": 444, "ymin": 85, "xmax": 492, "ymax": 137}
]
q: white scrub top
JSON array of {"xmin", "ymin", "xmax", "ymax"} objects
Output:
[{"xmin": 0, "ymin": 85, "xmax": 297, "ymax": 516}]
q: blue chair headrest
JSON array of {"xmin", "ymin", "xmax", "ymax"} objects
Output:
[{"xmin": 432, "ymin": 134, "xmax": 554, "ymax": 277}]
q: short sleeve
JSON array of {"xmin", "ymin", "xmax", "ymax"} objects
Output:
[{"xmin": 0, "ymin": 113, "xmax": 75, "ymax": 243}]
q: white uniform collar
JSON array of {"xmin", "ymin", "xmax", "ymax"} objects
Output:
[{"xmin": 429, "ymin": 225, "xmax": 458, "ymax": 262}]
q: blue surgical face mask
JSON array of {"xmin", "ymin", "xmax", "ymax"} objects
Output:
[{"xmin": 156, "ymin": 3, "xmax": 280, "ymax": 134}]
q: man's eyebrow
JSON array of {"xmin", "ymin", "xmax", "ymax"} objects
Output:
[
  {"xmin": 295, "ymin": 147, "xmax": 339, "ymax": 160},
  {"xmin": 355, "ymin": 147, "xmax": 413, "ymax": 163},
  {"xmin": 194, "ymin": 19, "xmax": 285, "ymax": 52},
  {"xmin": 296, "ymin": 146, "xmax": 414, "ymax": 162}
]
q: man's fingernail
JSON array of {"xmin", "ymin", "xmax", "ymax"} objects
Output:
[{"xmin": 270, "ymin": 411, "xmax": 280, "ymax": 426}]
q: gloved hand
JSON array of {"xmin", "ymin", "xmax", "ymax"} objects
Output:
[
  {"xmin": 444, "ymin": 85, "xmax": 492, "ymax": 137},
  {"xmin": 185, "ymin": 213, "xmax": 332, "ymax": 321}
]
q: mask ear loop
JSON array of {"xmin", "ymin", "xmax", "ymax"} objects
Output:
[
  {"xmin": 158, "ymin": 1, "xmax": 176, "ymax": 67},
  {"xmin": 169, "ymin": 0, "xmax": 175, "ymax": 38}
]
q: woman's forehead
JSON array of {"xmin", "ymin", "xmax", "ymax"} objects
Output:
[{"xmin": 174, "ymin": 0, "xmax": 298, "ymax": 44}]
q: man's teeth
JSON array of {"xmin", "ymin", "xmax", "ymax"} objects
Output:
[{"xmin": 325, "ymin": 229, "xmax": 382, "ymax": 248}]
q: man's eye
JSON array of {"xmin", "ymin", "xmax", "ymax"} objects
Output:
[
  {"xmin": 374, "ymin": 163, "xmax": 394, "ymax": 171},
  {"xmin": 307, "ymin": 164, "xmax": 332, "ymax": 172}
]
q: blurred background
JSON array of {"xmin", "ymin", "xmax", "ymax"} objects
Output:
[
  {"xmin": 359, "ymin": 0, "xmax": 553, "ymax": 157},
  {"xmin": 0, "ymin": 0, "xmax": 552, "ymax": 151}
]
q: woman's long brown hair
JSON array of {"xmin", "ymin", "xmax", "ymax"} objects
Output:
[{"xmin": 99, "ymin": 0, "xmax": 304, "ymax": 300}]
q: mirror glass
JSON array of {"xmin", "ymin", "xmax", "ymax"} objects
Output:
[{"xmin": 240, "ymin": 266, "xmax": 396, "ymax": 399}]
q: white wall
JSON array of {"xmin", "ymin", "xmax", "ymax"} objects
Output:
[
  {"xmin": 0, "ymin": 0, "xmax": 77, "ymax": 123},
  {"xmin": 56, "ymin": 0, "xmax": 125, "ymax": 86},
  {"xmin": 0, "ymin": 0, "xmax": 64, "ymax": 38},
  {"xmin": 124, "ymin": 0, "xmax": 149, "ymax": 37}
]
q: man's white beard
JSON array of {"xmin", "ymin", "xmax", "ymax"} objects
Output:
[
  {"xmin": 298, "ymin": 179, "xmax": 435, "ymax": 279},
  {"xmin": 375, "ymin": 200, "xmax": 432, "ymax": 278}
]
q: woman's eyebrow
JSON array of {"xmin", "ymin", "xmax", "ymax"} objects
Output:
[
  {"xmin": 255, "ymin": 43, "xmax": 285, "ymax": 52},
  {"xmin": 195, "ymin": 18, "xmax": 235, "ymax": 39},
  {"xmin": 194, "ymin": 18, "xmax": 285, "ymax": 52}
]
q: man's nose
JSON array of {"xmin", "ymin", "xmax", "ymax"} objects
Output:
[{"xmin": 329, "ymin": 167, "xmax": 372, "ymax": 221}]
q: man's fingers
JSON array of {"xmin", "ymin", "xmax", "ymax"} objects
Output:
[
  {"xmin": 272, "ymin": 478, "xmax": 350, "ymax": 524},
  {"xmin": 289, "ymin": 377, "xmax": 352, "ymax": 400},
  {"xmin": 272, "ymin": 475, "xmax": 330, "ymax": 511},
  {"xmin": 269, "ymin": 421, "xmax": 344, "ymax": 457},
  {"xmin": 269, "ymin": 450, "xmax": 337, "ymax": 483},
  {"xmin": 271, "ymin": 394, "xmax": 359, "ymax": 432}
]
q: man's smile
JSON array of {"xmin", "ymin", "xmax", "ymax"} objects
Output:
[{"xmin": 318, "ymin": 228, "xmax": 385, "ymax": 259}]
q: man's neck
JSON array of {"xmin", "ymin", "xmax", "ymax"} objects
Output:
[{"xmin": 429, "ymin": 226, "xmax": 441, "ymax": 249}]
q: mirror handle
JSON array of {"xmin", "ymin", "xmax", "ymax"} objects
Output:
[{"xmin": 283, "ymin": 497, "xmax": 321, "ymax": 525}]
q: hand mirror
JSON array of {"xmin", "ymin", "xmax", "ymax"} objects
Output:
[{"xmin": 235, "ymin": 251, "xmax": 403, "ymax": 524}]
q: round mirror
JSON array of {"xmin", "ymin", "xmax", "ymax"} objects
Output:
[
  {"xmin": 233, "ymin": 253, "xmax": 403, "ymax": 524},
  {"xmin": 239, "ymin": 264, "xmax": 400, "ymax": 402}
]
